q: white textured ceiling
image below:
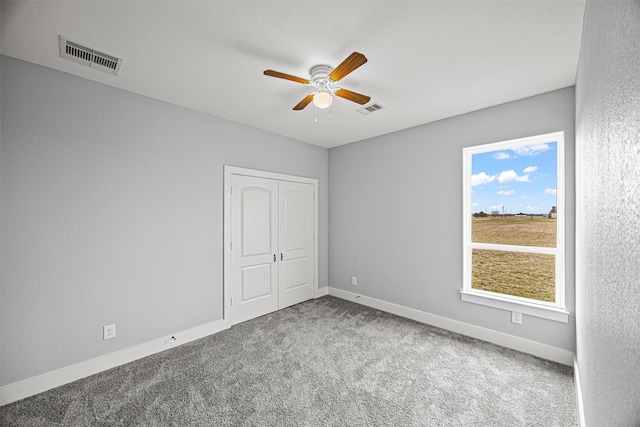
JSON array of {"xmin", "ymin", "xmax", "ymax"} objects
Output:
[{"xmin": 0, "ymin": 1, "xmax": 585, "ymax": 148}]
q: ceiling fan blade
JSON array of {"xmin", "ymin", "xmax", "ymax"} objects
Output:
[
  {"xmin": 328, "ymin": 52, "xmax": 367, "ymax": 82},
  {"xmin": 264, "ymin": 70, "xmax": 310, "ymax": 85},
  {"xmin": 293, "ymin": 94, "xmax": 314, "ymax": 110},
  {"xmin": 334, "ymin": 88, "xmax": 371, "ymax": 105}
]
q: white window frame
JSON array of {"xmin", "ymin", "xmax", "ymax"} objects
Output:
[{"xmin": 460, "ymin": 132, "xmax": 569, "ymax": 323}]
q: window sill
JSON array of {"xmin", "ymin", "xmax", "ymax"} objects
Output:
[{"xmin": 460, "ymin": 290, "xmax": 570, "ymax": 323}]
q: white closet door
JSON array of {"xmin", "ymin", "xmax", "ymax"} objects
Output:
[
  {"xmin": 230, "ymin": 175, "xmax": 278, "ymax": 325},
  {"xmin": 278, "ymin": 181, "xmax": 314, "ymax": 309}
]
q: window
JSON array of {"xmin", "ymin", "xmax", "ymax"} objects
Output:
[{"xmin": 461, "ymin": 132, "xmax": 568, "ymax": 322}]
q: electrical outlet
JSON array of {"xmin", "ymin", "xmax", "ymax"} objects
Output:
[
  {"xmin": 103, "ymin": 324, "xmax": 116, "ymax": 340},
  {"xmin": 511, "ymin": 312, "xmax": 523, "ymax": 325},
  {"xmin": 351, "ymin": 276, "xmax": 358, "ymax": 286}
]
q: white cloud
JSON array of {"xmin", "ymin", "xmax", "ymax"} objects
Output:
[
  {"xmin": 472, "ymin": 202, "xmax": 479, "ymax": 207},
  {"xmin": 545, "ymin": 188, "xmax": 557, "ymax": 195},
  {"xmin": 497, "ymin": 170, "xmax": 529, "ymax": 183},
  {"xmin": 512, "ymin": 144, "xmax": 550, "ymax": 157},
  {"xmin": 497, "ymin": 190, "xmax": 515, "ymax": 195},
  {"xmin": 471, "ymin": 172, "xmax": 495, "ymax": 186},
  {"xmin": 490, "ymin": 204, "xmax": 503, "ymax": 210},
  {"xmin": 523, "ymin": 166, "xmax": 538, "ymax": 173},
  {"xmin": 521, "ymin": 195, "xmax": 528, "ymax": 199},
  {"xmin": 493, "ymin": 151, "xmax": 512, "ymax": 160}
]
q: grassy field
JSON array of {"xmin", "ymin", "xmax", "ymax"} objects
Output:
[{"xmin": 471, "ymin": 217, "xmax": 556, "ymax": 302}]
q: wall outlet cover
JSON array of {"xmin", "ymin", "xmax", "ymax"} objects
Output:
[
  {"xmin": 511, "ymin": 312, "xmax": 523, "ymax": 324},
  {"xmin": 103, "ymin": 324, "xmax": 116, "ymax": 340}
]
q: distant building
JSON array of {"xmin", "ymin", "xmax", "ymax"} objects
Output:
[{"xmin": 549, "ymin": 206, "xmax": 557, "ymax": 219}]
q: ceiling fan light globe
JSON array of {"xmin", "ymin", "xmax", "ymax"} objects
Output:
[{"xmin": 313, "ymin": 90, "xmax": 332, "ymax": 109}]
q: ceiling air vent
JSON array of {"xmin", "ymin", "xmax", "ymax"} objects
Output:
[
  {"xmin": 356, "ymin": 103, "xmax": 385, "ymax": 116},
  {"xmin": 59, "ymin": 36, "xmax": 123, "ymax": 76}
]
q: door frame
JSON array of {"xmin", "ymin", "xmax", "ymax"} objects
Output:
[{"xmin": 223, "ymin": 165, "xmax": 319, "ymax": 327}]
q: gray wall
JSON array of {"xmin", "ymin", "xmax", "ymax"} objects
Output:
[
  {"xmin": 0, "ymin": 56, "xmax": 328, "ymax": 386},
  {"xmin": 575, "ymin": 1, "xmax": 640, "ymax": 425},
  {"xmin": 329, "ymin": 87, "xmax": 576, "ymax": 351}
]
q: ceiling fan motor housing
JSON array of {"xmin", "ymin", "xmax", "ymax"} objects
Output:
[{"xmin": 310, "ymin": 65, "xmax": 334, "ymax": 91}]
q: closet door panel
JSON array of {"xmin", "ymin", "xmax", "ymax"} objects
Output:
[
  {"xmin": 278, "ymin": 181, "xmax": 314, "ymax": 309},
  {"xmin": 231, "ymin": 175, "xmax": 278, "ymax": 325}
]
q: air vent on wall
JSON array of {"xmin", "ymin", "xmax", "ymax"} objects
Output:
[
  {"xmin": 356, "ymin": 103, "xmax": 385, "ymax": 115},
  {"xmin": 59, "ymin": 36, "xmax": 123, "ymax": 75}
]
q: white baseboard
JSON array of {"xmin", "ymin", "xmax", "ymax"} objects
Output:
[
  {"xmin": 315, "ymin": 286, "xmax": 329, "ymax": 298},
  {"xmin": 0, "ymin": 318, "xmax": 229, "ymax": 406},
  {"xmin": 574, "ymin": 357, "xmax": 586, "ymax": 426},
  {"xmin": 328, "ymin": 287, "xmax": 575, "ymax": 366}
]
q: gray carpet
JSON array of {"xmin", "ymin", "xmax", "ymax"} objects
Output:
[{"xmin": 1, "ymin": 296, "xmax": 578, "ymax": 426}]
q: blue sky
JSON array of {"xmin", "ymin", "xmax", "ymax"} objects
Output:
[{"xmin": 471, "ymin": 142, "xmax": 557, "ymax": 215}]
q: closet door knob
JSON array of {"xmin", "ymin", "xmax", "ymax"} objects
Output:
[
  {"xmin": 274, "ymin": 254, "xmax": 276, "ymax": 262},
  {"xmin": 281, "ymin": 253, "xmax": 283, "ymax": 261}
]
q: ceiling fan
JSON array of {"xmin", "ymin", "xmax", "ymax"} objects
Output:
[{"xmin": 264, "ymin": 52, "xmax": 371, "ymax": 111}]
